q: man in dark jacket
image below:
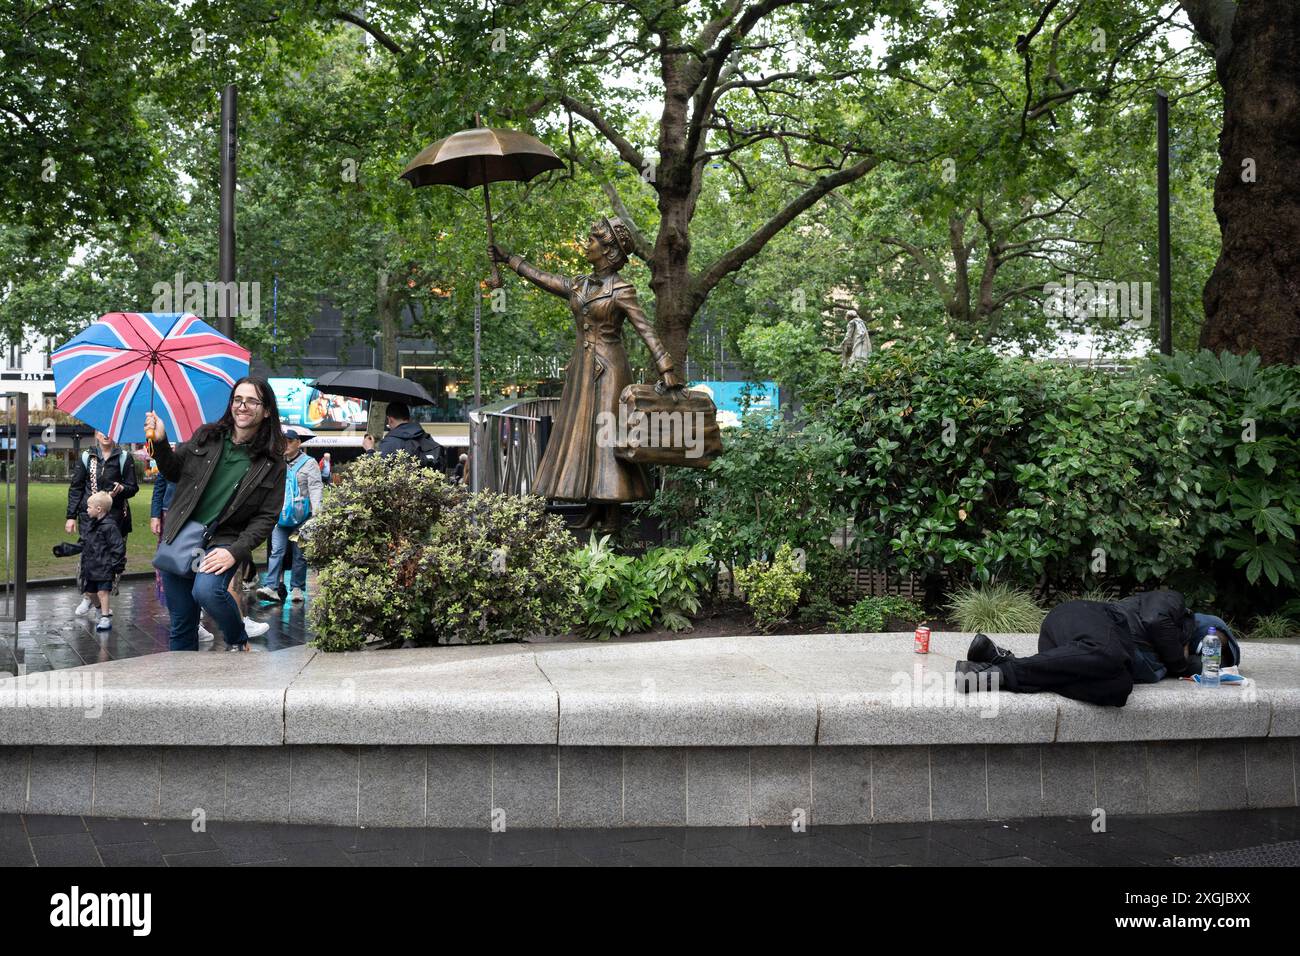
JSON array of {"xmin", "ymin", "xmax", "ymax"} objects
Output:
[
  {"xmin": 66, "ymin": 431, "xmax": 139, "ymax": 537},
  {"xmin": 361, "ymin": 403, "xmax": 443, "ymax": 467},
  {"xmin": 145, "ymin": 380, "xmax": 287, "ymax": 652},
  {"xmin": 955, "ymin": 590, "xmax": 1198, "ymax": 707}
]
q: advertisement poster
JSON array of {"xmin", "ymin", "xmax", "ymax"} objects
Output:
[
  {"xmin": 269, "ymin": 378, "xmax": 368, "ymax": 429},
  {"xmin": 687, "ymin": 380, "xmax": 779, "ymax": 429}
]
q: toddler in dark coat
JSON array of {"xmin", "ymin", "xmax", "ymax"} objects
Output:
[{"xmin": 79, "ymin": 491, "xmax": 126, "ymax": 631}]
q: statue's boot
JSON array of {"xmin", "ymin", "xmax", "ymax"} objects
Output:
[
  {"xmin": 573, "ymin": 503, "xmax": 602, "ymax": 530},
  {"xmin": 598, "ymin": 504, "xmax": 623, "ymax": 534}
]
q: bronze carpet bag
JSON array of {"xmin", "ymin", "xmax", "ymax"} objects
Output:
[{"xmin": 614, "ymin": 382, "xmax": 722, "ymax": 469}]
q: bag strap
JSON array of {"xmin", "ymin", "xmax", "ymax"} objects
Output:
[{"xmin": 286, "ymin": 454, "xmax": 309, "ymax": 485}]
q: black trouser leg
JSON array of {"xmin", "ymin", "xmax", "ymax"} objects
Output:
[{"xmin": 1003, "ymin": 601, "xmax": 1135, "ymax": 707}]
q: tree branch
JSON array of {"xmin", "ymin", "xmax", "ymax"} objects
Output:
[
  {"xmin": 686, "ymin": 0, "xmax": 809, "ymax": 162},
  {"xmin": 334, "ymin": 11, "xmax": 405, "ymax": 56},
  {"xmin": 695, "ymin": 154, "xmax": 879, "ymax": 294},
  {"xmin": 557, "ymin": 94, "xmax": 649, "ymax": 180}
]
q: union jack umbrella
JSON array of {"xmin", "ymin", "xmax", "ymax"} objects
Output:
[{"xmin": 52, "ymin": 312, "xmax": 250, "ymax": 444}]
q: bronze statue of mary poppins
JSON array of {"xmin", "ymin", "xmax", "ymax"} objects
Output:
[{"xmin": 491, "ymin": 216, "xmax": 700, "ymax": 530}]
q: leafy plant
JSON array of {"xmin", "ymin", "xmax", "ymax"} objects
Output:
[
  {"xmin": 421, "ymin": 491, "xmax": 580, "ymax": 644},
  {"xmin": 640, "ymin": 411, "xmax": 860, "ymax": 587},
  {"xmin": 29, "ymin": 455, "xmax": 69, "ymax": 480},
  {"xmin": 733, "ymin": 543, "xmax": 810, "ymax": 631},
  {"xmin": 639, "ymin": 541, "xmax": 714, "ymax": 632},
  {"xmin": 948, "ymin": 583, "xmax": 1045, "ymax": 633},
  {"xmin": 1159, "ymin": 350, "xmax": 1300, "ymax": 595},
  {"xmin": 836, "ymin": 596, "xmax": 926, "ymax": 633},
  {"xmin": 570, "ymin": 535, "xmax": 712, "ymax": 640},
  {"xmin": 813, "ymin": 338, "xmax": 1224, "ymax": 593}
]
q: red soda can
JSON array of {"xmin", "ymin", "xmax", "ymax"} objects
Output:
[{"xmin": 914, "ymin": 626, "xmax": 931, "ymax": 654}]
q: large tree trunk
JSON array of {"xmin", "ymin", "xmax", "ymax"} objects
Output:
[
  {"xmin": 649, "ymin": 57, "xmax": 701, "ymax": 374},
  {"xmin": 1196, "ymin": 0, "xmax": 1300, "ymax": 364}
]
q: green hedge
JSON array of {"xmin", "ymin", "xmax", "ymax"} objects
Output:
[
  {"xmin": 805, "ymin": 342, "xmax": 1299, "ymax": 612},
  {"xmin": 654, "ymin": 342, "xmax": 1297, "ymax": 617}
]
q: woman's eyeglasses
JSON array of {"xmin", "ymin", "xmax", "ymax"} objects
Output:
[{"xmin": 232, "ymin": 397, "xmax": 263, "ymax": 409}]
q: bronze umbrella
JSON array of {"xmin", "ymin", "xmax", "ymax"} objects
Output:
[{"xmin": 400, "ymin": 118, "xmax": 563, "ymax": 287}]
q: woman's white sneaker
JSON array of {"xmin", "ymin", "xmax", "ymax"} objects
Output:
[
  {"xmin": 75, "ymin": 597, "xmax": 93, "ymax": 615},
  {"xmin": 95, "ymin": 614, "xmax": 112, "ymax": 631},
  {"xmin": 243, "ymin": 618, "xmax": 270, "ymax": 638}
]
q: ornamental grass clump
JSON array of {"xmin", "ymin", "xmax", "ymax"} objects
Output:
[
  {"xmin": 948, "ymin": 582, "xmax": 1046, "ymax": 633},
  {"xmin": 1247, "ymin": 614, "xmax": 1299, "ymax": 641}
]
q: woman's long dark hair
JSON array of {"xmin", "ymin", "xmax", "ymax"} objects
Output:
[{"xmin": 192, "ymin": 376, "xmax": 286, "ymax": 460}]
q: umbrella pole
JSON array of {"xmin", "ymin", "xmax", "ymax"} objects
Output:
[
  {"xmin": 481, "ymin": 158, "xmax": 503, "ymax": 290},
  {"xmin": 145, "ymin": 360, "xmax": 156, "ymax": 456}
]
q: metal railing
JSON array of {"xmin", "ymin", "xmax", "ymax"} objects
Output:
[
  {"xmin": 470, "ymin": 396, "xmax": 560, "ymax": 496},
  {"xmin": 0, "ymin": 394, "xmax": 29, "ymax": 661}
]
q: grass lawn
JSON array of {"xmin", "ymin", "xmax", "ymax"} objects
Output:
[{"xmin": 25, "ymin": 481, "xmax": 267, "ymax": 581}]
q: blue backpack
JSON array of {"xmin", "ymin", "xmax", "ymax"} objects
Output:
[{"xmin": 278, "ymin": 455, "xmax": 312, "ymax": 528}]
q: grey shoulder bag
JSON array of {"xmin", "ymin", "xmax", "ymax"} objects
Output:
[
  {"xmin": 152, "ymin": 465, "xmax": 251, "ymax": 577},
  {"xmin": 151, "ymin": 519, "xmax": 214, "ymax": 577}
]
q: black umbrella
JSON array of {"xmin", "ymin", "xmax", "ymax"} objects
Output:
[{"xmin": 310, "ymin": 369, "xmax": 434, "ymax": 406}]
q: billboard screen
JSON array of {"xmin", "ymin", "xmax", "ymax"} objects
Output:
[
  {"xmin": 687, "ymin": 381, "xmax": 779, "ymax": 429},
  {"xmin": 268, "ymin": 378, "xmax": 368, "ymax": 429}
]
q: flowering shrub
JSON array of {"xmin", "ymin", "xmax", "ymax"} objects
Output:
[
  {"xmin": 733, "ymin": 543, "xmax": 809, "ymax": 630},
  {"xmin": 304, "ymin": 453, "xmax": 577, "ymax": 649}
]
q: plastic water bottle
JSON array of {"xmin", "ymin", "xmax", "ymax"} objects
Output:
[{"xmin": 1201, "ymin": 627, "xmax": 1222, "ymax": 688}]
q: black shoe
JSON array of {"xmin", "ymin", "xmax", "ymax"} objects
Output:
[
  {"xmin": 966, "ymin": 632, "xmax": 1014, "ymax": 664},
  {"xmin": 954, "ymin": 659, "xmax": 1004, "ymax": 693}
]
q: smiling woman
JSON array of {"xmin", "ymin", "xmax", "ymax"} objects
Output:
[{"xmin": 146, "ymin": 377, "xmax": 286, "ymax": 652}]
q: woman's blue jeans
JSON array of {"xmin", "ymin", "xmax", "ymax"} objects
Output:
[{"xmin": 160, "ymin": 565, "xmax": 247, "ymax": 650}]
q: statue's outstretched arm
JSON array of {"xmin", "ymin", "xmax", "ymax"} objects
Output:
[{"xmin": 497, "ymin": 249, "xmax": 572, "ymax": 300}]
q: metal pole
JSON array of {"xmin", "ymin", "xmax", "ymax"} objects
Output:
[
  {"xmin": 471, "ymin": 290, "xmax": 482, "ymax": 492},
  {"xmin": 1156, "ymin": 90, "xmax": 1172, "ymax": 356},
  {"xmin": 14, "ymin": 393, "xmax": 25, "ymax": 623},
  {"xmin": 218, "ymin": 84, "xmax": 237, "ymax": 339}
]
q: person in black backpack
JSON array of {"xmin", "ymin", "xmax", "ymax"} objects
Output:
[
  {"xmin": 362, "ymin": 403, "xmax": 444, "ymax": 469},
  {"xmin": 66, "ymin": 431, "xmax": 140, "ymax": 537}
]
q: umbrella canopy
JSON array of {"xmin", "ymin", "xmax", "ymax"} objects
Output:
[
  {"xmin": 309, "ymin": 369, "xmax": 433, "ymax": 406},
  {"xmin": 53, "ymin": 312, "xmax": 249, "ymax": 443},
  {"xmin": 401, "ymin": 122, "xmax": 563, "ymax": 288},
  {"xmin": 400, "ymin": 126, "xmax": 564, "ymax": 189}
]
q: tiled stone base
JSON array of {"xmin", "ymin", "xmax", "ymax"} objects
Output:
[{"xmin": 0, "ymin": 740, "xmax": 1294, "ymax": 828}]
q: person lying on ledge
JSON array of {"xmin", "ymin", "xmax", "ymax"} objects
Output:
[{"xmin": 954, "ymin": 590, "xmax": 1240, "ymax": 707}]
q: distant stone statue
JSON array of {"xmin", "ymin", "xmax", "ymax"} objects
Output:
[{"xmin": 840, "ymin": 310, "xmax": 872, "ymax": 366}]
